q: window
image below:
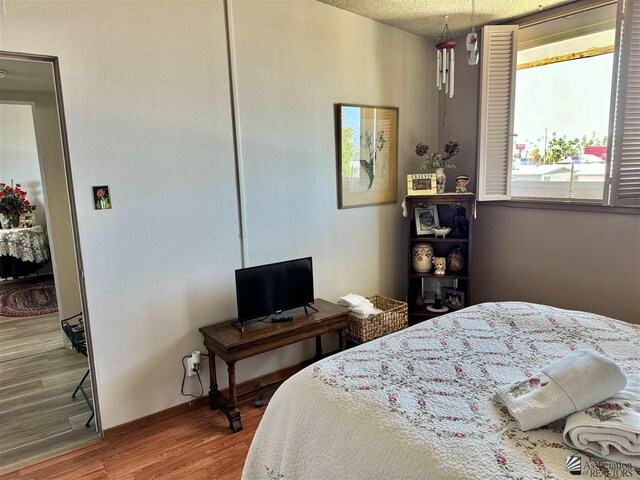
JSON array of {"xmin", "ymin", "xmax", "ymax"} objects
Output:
[
  {"xmin": 512, "ymin": 29, "xmax": 614, "ymax": 200},
  {"xmin": 477, "ymin": 0, "xmax": 640, "ymax": 208}
]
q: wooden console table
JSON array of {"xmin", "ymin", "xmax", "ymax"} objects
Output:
[{"xmin": 199, "ymin": 298, "xmax": 349, "ymax": 432}]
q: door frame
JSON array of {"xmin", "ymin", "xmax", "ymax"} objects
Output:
[{"xmin": 0, "ymin": 50, "xmax": 102, "ymax": 435}]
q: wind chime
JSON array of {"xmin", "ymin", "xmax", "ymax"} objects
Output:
[{"xmin": 436, "ymin": 16, "xmax": 456, "ymax": 99}]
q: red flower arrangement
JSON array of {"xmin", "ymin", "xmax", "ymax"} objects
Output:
[{"xmin": 0, "ymin": 182, "xmax": 35, "ymax": 225}]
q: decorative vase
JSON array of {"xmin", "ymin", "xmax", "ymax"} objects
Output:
[
  {"xmin": 447, "ymin": 248, "xmax": 465, "ymax": 272},
  {"xmin": 455, "ymin": 175, "xmax": 470, "ymax": 193},
  {"xmin": 412, "ymin": 243, "xmax": 433, "ymax": 273},
  {"xmin": 433, "ymin": 257, "xmax": 447, "ymax": 276},
  {"xmin": 435, "ymin": 167, "xmax": 446, "ymax": 194},
  {"xmin": 1, "ymin": 215, "xmax": 17, "ymax": 229}
]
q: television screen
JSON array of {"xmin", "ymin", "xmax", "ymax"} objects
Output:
[{"xmin": 235, "ymin": 257, "xmax": 314, "ymax": 321}]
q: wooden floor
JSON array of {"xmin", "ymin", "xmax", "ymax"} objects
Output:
[
  {"xmin": 1, "ymin": 401, "xmax": 266, "ymax": 480},
  {"xmin": 0, "ymin": 342, "xmax": 98, "ymax": 473},
  {"xmin": 0, "ymin": 278, "xmax": 63, "ymax": 363},
  {"xmin": 0, "ymin": 314, "xmax": 63, "ymax": 363}
]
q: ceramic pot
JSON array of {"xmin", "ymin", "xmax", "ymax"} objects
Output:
[
  {"xmin": 447, "ymin": 247, "xmax": 465, "ymax": 272},
  {"xmin": 412, "ymin": 243, "xmax": 433, "ymax": 272},
  {"xmin": 435, "ymin": 167, "xmax": 446, "ymax": 194}
]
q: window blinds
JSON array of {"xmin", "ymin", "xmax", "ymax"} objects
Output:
[
  {"xmin": 608, "ymin": 0, "xmax": 640, "ymax": 207},
  {"xmin": 477, "ymin": 26, "xmax": 518, "ymax": 201}
]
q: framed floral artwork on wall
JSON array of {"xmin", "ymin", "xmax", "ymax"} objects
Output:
[
  {"xmin": 336, "ymin": 104, "xmax": 398, "ymax": 208},
  {"xmin": 93, "ymin": 186, "xmax": 111, "ymax": 210}
]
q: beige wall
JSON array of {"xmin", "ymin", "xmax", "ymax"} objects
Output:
[
  {"xmin": 1, "ymin": 0, "xmax": 437, "ymax": 429},
  {"xmin": 439, "ymin": 37, "xmax": 640, "ymax": 324}
]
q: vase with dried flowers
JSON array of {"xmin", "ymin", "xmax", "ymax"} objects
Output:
[
  {"xmin": 0, "ymin": 181, "xmax": 36, "ymax": 229},
  {"xmin": 416, "ymin": 141, "xmax": 460, "ymax": 193}
]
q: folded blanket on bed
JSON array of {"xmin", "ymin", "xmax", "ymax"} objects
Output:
[
  {"xmin": 338, "ymin": 294, "xmax": 371, "ymax": 308},
  {"xmin": 563, "ymin": 374, "xmax": 640, "ymax": 467},
  {"xmin": 495, "ymin": 349, "xmax": 627, "ymax": 431}
]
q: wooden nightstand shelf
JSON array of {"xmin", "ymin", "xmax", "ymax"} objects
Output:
[{"xmin": 405, "ymin": 193, "xmax": 475, "ymax": 325}]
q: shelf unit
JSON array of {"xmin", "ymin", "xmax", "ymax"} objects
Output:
[{"xmin": 405, "ymin": 193, "xmax": 475, "ymax": 325}]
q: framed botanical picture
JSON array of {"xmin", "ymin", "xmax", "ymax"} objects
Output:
[
  {"xmin": 414, "ymin": 205, "xmax": 440, "ymax": 235},
  {"xmin": 442, "ymin": 288, "xmax": 465, "ymax": 310},
  {"xmin": 336, "ymin": 103, "xmax": 398, "ymax": 208}
]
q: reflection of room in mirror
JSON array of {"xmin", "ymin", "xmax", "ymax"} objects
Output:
[{"xmin": 0, "ymin": 54, "xmax": 98, "ymax": 474}]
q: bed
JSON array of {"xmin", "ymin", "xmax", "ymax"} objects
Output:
[{"xmin": 242, "ymin": 302, "xmax": 639, "ymax": 480}]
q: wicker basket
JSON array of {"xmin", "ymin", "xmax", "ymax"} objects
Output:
[{"xmin": 347, "ymin": 295, "xmax": 408, "ymax": 344}]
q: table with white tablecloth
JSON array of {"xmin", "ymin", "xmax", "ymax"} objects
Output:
[{"xmin": 0, "ymin": 226, "xmax": 50, "ymax": 278}]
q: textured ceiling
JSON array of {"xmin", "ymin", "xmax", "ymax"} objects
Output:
[{"xmin": 317, "ymin": 0, "xmax": 577, "ymax": 39}]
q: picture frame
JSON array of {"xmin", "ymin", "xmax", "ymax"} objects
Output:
[
  {"xmin": 442, "ymin": 288, "xmax": 465, "ymax": 310},
  {"xmin": 336, "ymin": 103, "xmax": 399, "ymax": 208},
  {"xmin": 407, "ymin": 173, "xmax": 437, "ymax": 196},
  {"xmin": 414, "ymin": 205, "xmax": 440, "ymax": 235},
  {"xmin": 93, "ymin": 185, "xmax": 112, "ymax": 210}
]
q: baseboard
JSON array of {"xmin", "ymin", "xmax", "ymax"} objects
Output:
[{"xmin": 103, "ymin": 358, "xmax": 314, "ymax": 440}]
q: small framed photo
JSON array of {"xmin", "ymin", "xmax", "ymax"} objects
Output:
[
  {"xmin": 407, "ymin": 173, "xmax": 437, "ymax": 196},
  {"xmin": 414, "ymin": 205, "xmax": 439, "ymax": 235},
  {"xmin": 93, "ymin": 186, "xmax": 111, "ymax": 210},
  {"xmin": 442, "ymin": 288, "xmax": 465, "ymax": 310}
]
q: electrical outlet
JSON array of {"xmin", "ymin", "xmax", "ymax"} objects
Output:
[{"xmin": 186, "ymin": 358, "xmax": 197, "ymax": 377}]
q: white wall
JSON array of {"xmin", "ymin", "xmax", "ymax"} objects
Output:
[
  {"xmin": 229, "ymin": 0, "xmax": 437, "ymax": 379},
  {"xmin": 0, "ymin": 0, "xmax": 437, "ymax": 429},
  {"xmin": 0, "ymin": 103, "xmax": 47, "ymax": 230},
  {"xmin": 1, "ymin": 1, "xmax": 241, "ymax": 429}
]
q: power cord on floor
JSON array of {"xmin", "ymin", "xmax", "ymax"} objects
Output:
[{"xmin": 180, "ymin": 355, "xmax": 204, "ymax": 399}]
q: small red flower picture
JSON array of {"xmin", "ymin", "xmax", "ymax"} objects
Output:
[{"xmin": 93, "ymin": 186, "xmax": 111, "ymax": 210}]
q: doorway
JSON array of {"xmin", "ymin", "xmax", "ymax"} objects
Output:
[{"xmin": 0, "ymin": 54, "xmax": 100, "ymax": 473}]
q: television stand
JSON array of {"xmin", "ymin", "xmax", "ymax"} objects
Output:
[
  {"xmin": 304, "ymin": 303, "xmax": 319, "ymax": 314},
  {"xmin": 231, "ymin": 302, "xmax": 321, "ymax": 332},
  {"xmin": 199, "ymin": 298, "xmax": 349, "ymax": 432}
]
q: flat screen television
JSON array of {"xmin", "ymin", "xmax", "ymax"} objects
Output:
[{"xmin": 235, "ymin": 257, "xmax": 314, "ymax": 322}]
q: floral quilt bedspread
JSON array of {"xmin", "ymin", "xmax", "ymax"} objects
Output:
[{"xmin": 242, "ymin": 302, "xmax": 640, "ymax": 480}]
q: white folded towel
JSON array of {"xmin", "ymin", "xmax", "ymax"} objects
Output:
[
  {"xmin": 564, "ymin": 374, "xmax": 640, "ymax": 467},
  {"xmin": 495, "ymin": 349, "xmax": 627, "ymax": 431},
  {"xmin": 350, "ymin": 305, "xmax": 383, "ymax": 318},
  {"xmin": 338, "ymin": 294, "xmax": 371, "ymax": 308}
]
